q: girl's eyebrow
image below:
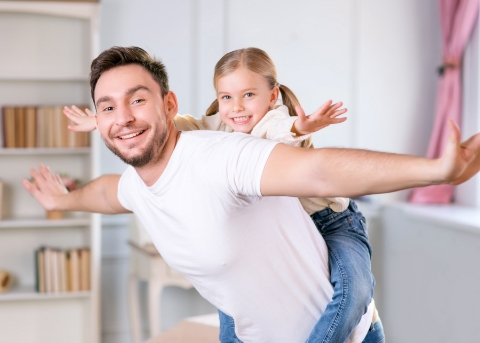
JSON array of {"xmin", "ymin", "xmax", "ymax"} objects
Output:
[{"xmin": 217, "ymin": 87, "xmax": 258, "ymax": 95}]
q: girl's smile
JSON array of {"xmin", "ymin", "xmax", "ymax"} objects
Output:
[{"xmin": 216, "ymin": 67, "xmax": 278, "ymax": 133}]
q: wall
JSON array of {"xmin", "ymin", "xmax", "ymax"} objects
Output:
[
  {"xmin": 375, "ymin": 204, "xmax": 480, "ymax": 343},
  {"xmin": 96, "ymin": 0, "xmax": 442, "ymax": 341}
]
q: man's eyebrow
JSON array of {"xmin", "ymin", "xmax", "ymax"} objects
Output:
[
  {"xmin": 95, "ymin": 85, "xmax": 152, "ymax": 108},
  {"xmin": 95, "ymin": 95, "xmax": 112, "ymax": 108},
  {"xmin": 125, "ymin": 85, "xmax": 151, "ymax": 96}
]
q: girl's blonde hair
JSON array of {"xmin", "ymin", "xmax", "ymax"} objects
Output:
[{"xmin": 206, "ymin": 47, "xmax": 300, "ymax": 116}]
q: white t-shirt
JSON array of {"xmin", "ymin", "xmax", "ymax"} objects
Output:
[
  {"xmin": 173, "ymin": 106, "xmax": 349, "ymax": 213},
  {"xmin": 118, "ymin": 131, "xmax": 372, "ymax": 343}
]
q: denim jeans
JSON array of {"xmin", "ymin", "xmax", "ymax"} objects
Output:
[
  {"xmin": 217, "ymin": 311, "xmax": 385, "ymax": 343},
  {"xmin": 305, "ymin": 200, "xmax": 375, "ymax": 343},
  {"xmin": 218, "ymin": 200, "xmax": 376, "ymax": 343},
  {"xmin": 362, "ymin": 318, "xmax": 385, "ymax": 343}
]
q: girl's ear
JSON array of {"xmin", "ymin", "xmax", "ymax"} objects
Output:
[
  {"xmin": 269, "ymin": 87, "xmax": 280, "ymax": 109},
  {"xmin": 164, "ymin": 91, "xmax": 179, "ymax": 119}
]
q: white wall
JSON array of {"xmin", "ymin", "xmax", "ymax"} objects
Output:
[{"xmin": 96, "ymin": 0, "xmax": 444, "ymax": 341}]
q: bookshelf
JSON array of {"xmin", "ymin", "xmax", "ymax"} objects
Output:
[{"xmin": 0, "ymin": 1, "xmax": 101, "ymax": 343}]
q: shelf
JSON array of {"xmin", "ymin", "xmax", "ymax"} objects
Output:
[
  {"xmin": 0, "ymin": 147, "xmax": 90, "ymax": 155},
  {"xmin": 0, "ymin": 217, "xmax": 91, "ymax": 229},
  {"xmin": 0, "ymin": 76, "xmax": 89, "ymax": 82},
  {"xmin": 0, "ymin": 285, "xmax": 90, "ymax": 302},
  {"xmin": 386, "ymin": 202, "xmax": 480, "ymax": 235}
]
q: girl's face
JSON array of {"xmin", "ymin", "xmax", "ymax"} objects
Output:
[{"xmin": 216, "ymin": 68, "xmax": 278, "ymax": 133}]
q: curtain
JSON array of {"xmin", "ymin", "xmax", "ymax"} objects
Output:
[{"xmin": 409, "ymin": 0, "xmax": 480, "ymax": 204}]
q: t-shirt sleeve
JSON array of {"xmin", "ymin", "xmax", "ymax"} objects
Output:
[
  {"xmin": 117, "ymin": 166, "xmax": 136, "ymax": 212},
  {"xmin": 206, "ymin": 133, "xmax": 279, "ymax": 200}
]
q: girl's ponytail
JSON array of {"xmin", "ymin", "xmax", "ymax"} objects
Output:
[
  {"xmin": 279, "ymin": 84, "xmax": 301, "ymax": 117},
  {"xmin": 205, "ymin": 99, "xmax": 219, "ymax": 116}
]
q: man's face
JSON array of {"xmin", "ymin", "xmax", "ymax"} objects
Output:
[{"xmin": 94, "ymin": 64, "xmax": 173, "ymax": 167}]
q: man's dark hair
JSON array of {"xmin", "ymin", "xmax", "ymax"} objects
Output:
[{"xmin": 90, "ymin": 46, "xmax": 169, "ymax": 103}]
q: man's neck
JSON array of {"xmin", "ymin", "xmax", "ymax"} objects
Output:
[{"xmin": 135, "ymin": 121, "xmax": 180, "ymax": 187}]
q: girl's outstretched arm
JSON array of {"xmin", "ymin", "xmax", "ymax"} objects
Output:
[
  {"xmin": 291, "ymin": 101, "xmax": 347, "ymax": 136},
  {"xmin": 63, "ymin": 105, "xmax": 97, "ymax": 132}
]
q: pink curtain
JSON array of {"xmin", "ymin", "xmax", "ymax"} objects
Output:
[{"xmin": 409, "ymin": 0, "xmax": 480, "ymax": 204}]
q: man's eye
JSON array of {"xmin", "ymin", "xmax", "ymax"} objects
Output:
[
  {"xmin": 133, "ymin": 99, "xmax": 144, "ymax": 104},
  {"xmin": 103, "ymin": 106, "xmax": 114, "ymax": 112},
  {"xmin": 244, "ymin": 93, "xmax": 254, "ymax": 98}
]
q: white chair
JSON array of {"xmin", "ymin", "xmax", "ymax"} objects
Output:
[{"xmin": 128, "ymin": 217, "xmax": 193, "ymax": 343}]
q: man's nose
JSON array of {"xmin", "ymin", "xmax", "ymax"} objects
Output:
[{"xmin": 115, "ymin": 105, "xmax": 135, "ymax": 126}]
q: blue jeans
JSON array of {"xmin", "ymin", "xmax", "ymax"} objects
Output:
[
  {"xmin": 218, "ymin": 200, "xmax": 377, "ymax": 343},
  {"xmin": 362, "ymin": 318, "xmax": 385, "ymax": 343},
  {"xmin": 218, "ymin": 310, "xmax": 384, "ymax": 343},
  {"xmin": 306, "ymin": 200, "xmax": 375, "ymax": 342}
]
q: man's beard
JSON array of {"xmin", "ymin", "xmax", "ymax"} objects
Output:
[{"xmin": 103, "ymin": 122, "xmax": 168, "ymax": 168}]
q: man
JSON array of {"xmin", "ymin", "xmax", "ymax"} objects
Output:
[{"xmin": 23, "ymin": 46, "xmax": 480, "ymax": 343}]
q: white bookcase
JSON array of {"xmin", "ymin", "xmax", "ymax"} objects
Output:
[{"xmin": 0, "ymin": 2, "xmax": 101, "ymax": 343}]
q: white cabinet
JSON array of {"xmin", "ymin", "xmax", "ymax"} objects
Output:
[{"xmin": 0, "ymin": 2, "xmax": 101, "ymax": 342}]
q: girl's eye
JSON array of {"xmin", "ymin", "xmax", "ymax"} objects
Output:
[
  {"xmin": 244, "ymin": 93, "xmax": 254, "ymax": 98},
  {"xmin": 221, "ymin": 95, "xmax": 231, "ymax": 100}
]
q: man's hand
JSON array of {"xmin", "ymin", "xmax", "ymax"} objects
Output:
[
  {"xmin": 292, "ymin": 101, "xmax": 347, "ymax": 136},
  {"xmin": 22, "ymin": 164, "xmax": 69, "ymax": 211},
  {"xmin": 63, "ymin": 105, "xmax": 97, "ymax": 132},
  {"xmin": 439, "ymin": 120, "xmax": 480, "ymax": 185}
]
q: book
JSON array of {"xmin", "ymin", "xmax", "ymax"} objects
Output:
[
  {"xmin": 69, "ymin": 248, "xmax": 80, "ymax": 292},
  {"xmin": 2, "ymin": 107, "xmax": 15, "ymax": 148},
  {"xmin": 44, "ymin": 247, "xmax": 52, "ymax": 293},
  {"xmin": 36, "ymin": 106, "xmax": 45, "ymax": 148},
  {"xmin": 45, "ymin": 106, "xmax": 55, "ymax": 148},
  {"xmin": 0, "ymin": 180, "xmax": 3, "ymax": 220},
  {"xmin": 59, "ymin": 250, "xmax": 67, "ymax": 292},
  {"xmin": 35, "ymin": 247, "xmax": 46, "ymax": 293},
  {"xmin": 25, "ymin": 107, "xmax": 36, "ymax": 148},
  {"xmin": 53, "ymin": 106, "xmax": 63, "ymax": 148},
  {"xmin": 52, "ymin": 249, "xmax": 59, "ymax": 293},
  {"xmin": 15, "ymin": 107, "xmax": 26, "ymax": 148},
  {"xmin": 0, "ymin": 108, "xmax": 3, "ymax": 148},
  {"xmin": 79, "ymin": 248, "xmax": 90, "ymax": 291}
]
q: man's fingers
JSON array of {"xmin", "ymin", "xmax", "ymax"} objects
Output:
[
  {"xmin": 448, "ymin": 120, "xmax": 461, "ymax": 144},
  {"xmin": 85, "ymin": 108, "xmax": 96, "ymax": 117}
]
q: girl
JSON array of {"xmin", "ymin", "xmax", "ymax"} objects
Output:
[{"xmin": 64, "ymin": 47, "xmax": 382, "ymax": 343}]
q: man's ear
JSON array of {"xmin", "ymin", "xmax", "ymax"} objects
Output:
[
  {"xmin": 164, "ymin": 91, "xmax": 179, "ymax": 119},
  {"xmin": 269, "ymin": 87, "xmax": 280, "ymax": 109}
]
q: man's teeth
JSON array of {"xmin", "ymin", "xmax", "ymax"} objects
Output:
[
  {"xmin": 233, "ymin": 116, "xmax": 250, "ymax": 123},
  {"xmin": 119, "ymin": 131, "xmax": 142, "ymax": 139}
]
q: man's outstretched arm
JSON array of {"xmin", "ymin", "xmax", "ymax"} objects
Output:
[
  {"xmin": 261, "ymin": 121, "xmax": 480, "ymax": 198},
  {"xmin": 22, "ymin": 164, "xmax": 130, "ymax": 214}
]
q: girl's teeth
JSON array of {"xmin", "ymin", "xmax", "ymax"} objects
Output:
[{"xmin": 233, "ymin": 116, "xmax": 250, "ymax": 123}]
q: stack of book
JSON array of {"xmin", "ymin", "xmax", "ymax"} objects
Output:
[
  {"xmin": 34, "ymin": 246, "xmax": 91, "ymax": 293},
  {"xmin": 1, "ymin": 105, "xmax": 90, "ymax": 148}
]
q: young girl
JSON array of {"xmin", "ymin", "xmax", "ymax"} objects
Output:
[{"xmin": 64, "ymin": 47, "xmax": 382, "ymax": 343}]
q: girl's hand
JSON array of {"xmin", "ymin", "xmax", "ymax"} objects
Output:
[
  {"xmin": 292, "ymin": 101, "xmax": 347, "ymax": 136},
  {"xmin": 63, "ymin": 105, "xmax": 97, "ymax": 132}
]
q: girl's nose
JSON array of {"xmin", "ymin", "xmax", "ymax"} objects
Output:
[{"xmin": 233, "ymin": 100, "xmax": 244, "ymax": 112}]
